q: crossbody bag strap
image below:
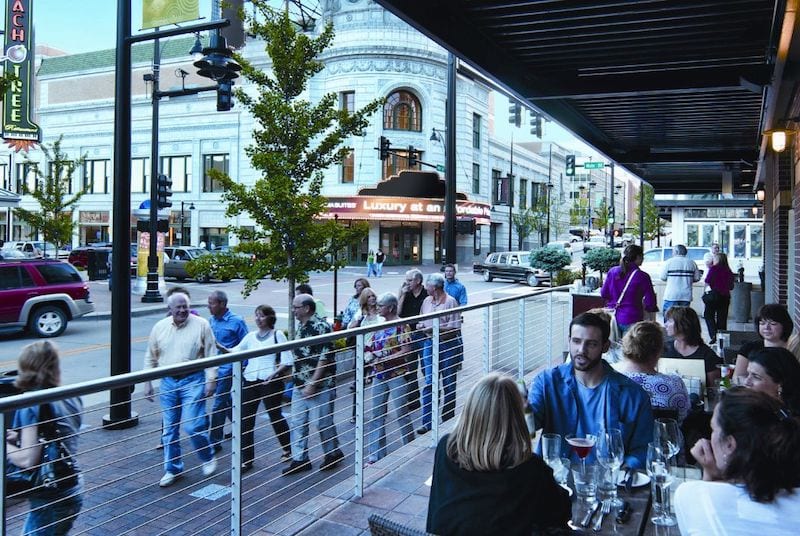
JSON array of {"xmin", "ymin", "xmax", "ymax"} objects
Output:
[
  {"xmin": 615, "ymin": 269, "xmax": 639, "ymax": 309},
  {"xmin": 37, "ymin": 402, "xmax": 57, "ymax": 441},
  {"xmin": 273, "ymin": 331, "xmax": 280, "ymax": 366}
]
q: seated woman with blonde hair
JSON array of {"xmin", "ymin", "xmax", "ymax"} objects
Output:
[
  {"xmin": 426, "ymin": 373, "xmax": 570, "ymax": 535},
  {"xmin": 618, "ymin": 321, "xmax": 690, "ymax": 422}
]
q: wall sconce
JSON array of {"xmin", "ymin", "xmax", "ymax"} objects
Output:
[
  {"xmin": 756, "ymin": 188, "xmax": 765, "ymax": 202},
  {"xmin": 771, "ymin": 130, "xmax": 787, "ymax": 152}
]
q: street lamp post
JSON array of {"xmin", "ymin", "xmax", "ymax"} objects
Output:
[
  {"xmin": 179, "ymin": 201, "xmax": 195, "ymax": 246},
  {"xmin": 545, "ymin": 182, "xmax": 553, "ymax": 243}
]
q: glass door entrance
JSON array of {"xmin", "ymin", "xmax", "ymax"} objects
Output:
[{"xmin": 380, "ymin": 222, "xmax": 422, "ymax": 265}]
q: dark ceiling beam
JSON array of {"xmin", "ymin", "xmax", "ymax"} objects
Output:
[
  {"xmin": 524, "ymin": 66, "xmax": 770, "ymax": 100},
  {"xmin": 614, "ymin": 150, "xmax": 759, "ymax": 164}
]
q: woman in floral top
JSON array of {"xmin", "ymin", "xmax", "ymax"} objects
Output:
[
  {"xmin": 619, "ymin": 321, "xmax": 690, "ymax": 423},
  {"xmin": 365, "ymin": 292, "xmax": 415, "ymax": 463}
]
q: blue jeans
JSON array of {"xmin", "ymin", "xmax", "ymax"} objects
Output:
[
  {"xmin": 160, "ymin": 372, "xmax": 214, "ymax": 474},
  {"xmin": 375, "ymin": 262, "xmax": 383, "ymax": 277},
  {"xmin": 663, "ymin": 300, "xmax": 690, "ymax": 317},
  {"xmin": 421, "ymin": 337, "xmax": 460, "ymax": 430},
  {"xmin": 209, "ymin": 370, "xmax": 232, "ymax": 445},
  {"xmin": 289, "ymin": 385, "xmax": 340, "ymax": 462},
  {"xmin": 24, "ymin": 486, "xmax": 83, "ymax": 535},
  {"xmin": 368, "ymin": 374, "xmax": 413, "ymax": 460}
]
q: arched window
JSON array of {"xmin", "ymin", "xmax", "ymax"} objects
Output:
[{"xmin": 383, "ymin": 90, "xmax": 422, "ymax": 131}]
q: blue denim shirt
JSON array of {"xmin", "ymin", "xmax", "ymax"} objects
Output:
[
  {"xmin": 210, "ymin": 309, "xmax": 249, "ymax": 376},
  {"xmin": 444, "ymin": 278, "xmax": 468, "ymax": 306},
  {"xmin": 528, "ymin": 361, "xmax": 654, "ymax": 469}
]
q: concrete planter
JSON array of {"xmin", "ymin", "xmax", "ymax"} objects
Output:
[{"xmin": 731, "ymin": 282, "xmax": 753, "ymax": 323}]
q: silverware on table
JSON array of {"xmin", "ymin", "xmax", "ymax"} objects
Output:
[
  {"xmin": 580, "ymin": 500, "xmax": 601, "ymax": 528},
  {"xmin": 592, "ymin": 500, "xmax": 611, "ymax": 532},
  {"xmin": 615, "ymin": 500, "xmax": 632, "ymax": 524},
  {"xmin": 624, "ymin": 468, "xmax": 635, "ymax": 493}
]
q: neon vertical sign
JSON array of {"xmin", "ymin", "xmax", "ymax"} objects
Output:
[{"xmin": 3, "ymin": 0, "xmax": 40, "ymax": 152}]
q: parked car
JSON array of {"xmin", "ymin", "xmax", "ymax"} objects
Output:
[
  {"xmin": 640, "ymin": 246, "xmax": 709, "ymax": 279},
  {"xmin": 163, "ymin": 246, "xmax": 231, "ymax": 282},
  {"xmin": 479, "ymin": 251, "xmax": 550, "ymax": 287},
  {"xmin": 0, "ymin": 249, "xmax": 27, "ymax": 260},
  {"xmin": 0, "ymin": 259, "xmax": 94, "ymax": 337},
  {"xmin": 582, "ymin": 235, "xmax": 609, "ymax": 252},
  {"xmin": 2, "ymin": 241, "xmax": 70, "ymax": 259},
  {"xmin": 545, "ymin": 240, "xmax": 580, "ymax": 256}
]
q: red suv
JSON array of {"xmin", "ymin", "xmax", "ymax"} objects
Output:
[{"xmin": 0, "ymin": 259, "xmax": 94, "ymax": 337}]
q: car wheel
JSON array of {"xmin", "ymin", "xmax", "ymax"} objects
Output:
[
  {"xmin": 483, "ymin": 270, "xmax": 493, "ymax": 282},
  {"xmin": 29, "ymin": 305, "xmax": 67, "ymax": 338},
  {"xmin": 526, "ymin": 273, "xmax": 540, "ymax": 287}
]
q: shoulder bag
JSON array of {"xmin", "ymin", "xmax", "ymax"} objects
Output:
[
  {"xmin": 606, "ymin": 269, "xmax": 638, "ymax": 341},
  {"xmin": 6, "ymin": 403, "xmax": 79, "ymax": 497}
]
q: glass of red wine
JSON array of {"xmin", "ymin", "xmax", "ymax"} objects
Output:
[{"xmin": 566, "ymin": 433, "xmax": 597, "ymax": 472}]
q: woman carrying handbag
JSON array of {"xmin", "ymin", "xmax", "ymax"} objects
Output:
[{"xmin": 601, "ymin": 244, "xmax": 658, "ymax": 336}]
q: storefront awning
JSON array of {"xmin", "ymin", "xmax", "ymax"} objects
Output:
[{"xmin": 0, "ymin": 188, "xmax": 21, "ymax": 208}]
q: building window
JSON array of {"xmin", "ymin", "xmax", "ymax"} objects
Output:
[
  {"xmin": 0, "ymin": 163, "xmax": 8, "ymax": 190},
  {"xmin": 472, "ymin": 113, "xmax": 481, "ymax": 149},
  {"xmin": 84, "ymin": 159, "xmax": 110, "ymax": 194},
  {"xmin": 383, "ymin": 90, "xmax": 422, "ymax": 131},
  {"xmin": 131, "ymin": 157, "xmax": 150, "ymax": 193},
  {"xmin": 382, "ymin": 149, "xmax": 421, "ymax": 178},
  {"xmin": 531, "ymin": 182, "xmax": 545, "ymax": 206},
  {"xmin": 519, "ymin": 179, "xmax": 528, "ymax": 209},
  {"xmin": 341, "ymin": 150, "xmax": 354, "ymax": 183},
  {"xmin": 47, "ymin": 160, "xmax": 75, "ymax": 194},
  {"xmin": 161, "ymin": 155, "xmax": 192, "ymax": 193},
  {"xmin": 491, "ymin": 169, "xmax": 501, "ymax": 204},
  {"xmin": 15, "ymin": 163, "xmax": 37, "ymax": 194},
  {"xmin": 340, "ymin": 91, "xmax": 355, "ymax": 113},
  {"xmin": 472, "ymin": 163, "xmax": 480, "ymax": 194},
  {"xmin": 203, "ymin": 154, "xmax": 228, "ymax": 193}
]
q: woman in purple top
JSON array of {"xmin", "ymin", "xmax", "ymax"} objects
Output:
[
  {"xmin": 601, "ymin": 244, "xmax": 658, "ymax": 335},
  {"xmin": 703, "ymin": 252, "xmax": 736, "ymax": 342}
]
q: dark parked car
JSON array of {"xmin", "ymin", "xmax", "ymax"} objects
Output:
[
  {"xmin": 478, "ymin": 251, "xmax": 550, "ymax": 287},
  {"xmin": 0, "ymin": 259, "xmax": 94, "ymax": 337},
  {"xmin": 163, "ymin": 246, "xmax": 216, "ymax": 282}
]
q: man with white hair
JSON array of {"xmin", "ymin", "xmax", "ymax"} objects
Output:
[
  {"xmin": 144, "ymin": 292, "xmax": 218, "ymax": 487},
  {"xmin": 660, "ymin": 244, "xmax": 701, "ymax": 316},
  {"xmin": 417, "ymin": 272, "xmax": 461, "ymax": 434}
]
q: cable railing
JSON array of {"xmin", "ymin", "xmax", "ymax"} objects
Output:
[{"xmin": 0, "ymin": 285, "xmax": 573, "ymax": 535}]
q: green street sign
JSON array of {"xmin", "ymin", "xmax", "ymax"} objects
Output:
[
  {"xmin": 584, "ymin": 162, "xmax": 605, "ymax": 169},
  {"xmin": 436, "ymin": 164, "xmax": 445, "ymax": 172}
]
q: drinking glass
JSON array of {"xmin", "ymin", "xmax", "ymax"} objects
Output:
[
  {"xmin": 596, "ymin": 428, "xmax": 624, "ymax": 507},
  {"xmin": 654, "ymin": 418, "xmax": 682, "ymax": 460},
  {"xmin": 542, "ymin": 433, "xmax": 562, "ymax": 466},
  {"xmin": 646, "ymin": 442, "xmax": 677, "ymax": 526},
  {"xmin": 571, "ymin": 462, "xmax": 598, "ymax": 502},
  {"xmin": 566, "ymin": 433, "xmax": 597, "ymax": 472}
]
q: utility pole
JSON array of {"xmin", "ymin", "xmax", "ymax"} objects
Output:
[{"xmin": 508, "ymin": 133, "xmax": 514, "ymax": 251}]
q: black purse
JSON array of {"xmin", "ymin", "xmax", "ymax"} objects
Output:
[
  {"xmin": 6, "ymin": 403, "xmax": 78, "ymax": 496},
  {"xmin": 702, "ymin": 289, "xmax": 720, "ymax": 306}
]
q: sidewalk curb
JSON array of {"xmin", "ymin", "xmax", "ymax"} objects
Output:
[{"xmin": 80, "ymin": 300, "xmax": 208, "ymax": 322}]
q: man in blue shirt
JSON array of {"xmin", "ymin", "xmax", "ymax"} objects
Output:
[
  {"xmin": 208, "ymin": 290, "xmax": 249, "ymax": 451},
  {"xmin": 528, "ymin": 312, "xmax": 654, "ymax": 469},
  {"xmin": 443, "ymin": 264, "xmax": 467, "ymax": 306}
]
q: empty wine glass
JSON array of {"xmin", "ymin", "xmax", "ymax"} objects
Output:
[
  {"xmin": 654, "ymin": 418, "xmax": 682, "ymax": 460},
  {"xmin": 646, "ymin": 442, "xmax": 677, "ymax": 526},
  {"xmin": 596, "ymin": 428, "xmax": 624, "ymax": 507},
  {"xmin": 542, "ymin": 433, "xmax": 562, "ymax": 466}
]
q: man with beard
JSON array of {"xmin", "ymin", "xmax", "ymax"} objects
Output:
[{"xmin": 527, "ymin": 312, "xmax": 653, "ymax": 469}]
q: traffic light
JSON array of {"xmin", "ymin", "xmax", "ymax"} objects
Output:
[
  {"xmin": 508, "ymin": 101, "xmax": 521, "ymax": 127},
  {"xmin": 379, "ymin": 136, "xmax": 391, "ymax": 160},
  {"xmin": 530, "ymin": 113, "xmax": 543, "ymax": 138},
  {"xmin": 156, "ymin": 174, "xmax": 173, "ymax": 209},
  {"xmin": 566, "ymin": 154, "xmax": 576, "ymax": 176},
  {"xmin": 217, "ymin": 80, "xmax": 234, "ymax": 111},
  {"xmin": 408, "ymin": 146, "xmax": 418, "ymax": 168}
]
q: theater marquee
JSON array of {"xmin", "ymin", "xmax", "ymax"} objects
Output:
[{"xmin": 324, "ymin": 196, "xmax": 491, "ymax": 226}]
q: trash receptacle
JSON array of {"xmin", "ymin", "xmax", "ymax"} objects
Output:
[
  {"xmin": 87, "ymin": 248, "xmax": 111, "ymax": 281},
  {"xmin": 731, "ymin": 281, "xmax": 753, "ymax": 323}
]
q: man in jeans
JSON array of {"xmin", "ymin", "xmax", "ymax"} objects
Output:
[
  {"xmin": 660, "ymin": 244, "xmax": 701, "ymax": 316},
  {"xmin": 283, "ymin": 293, "xmax": 344, "ymax": 475},
  {"xmin": 207, "ymin": 290, "xmax": 249, "ymax": 451},
  {"xmin": 398, "ymin": 268, "xmax": 428, "ymax": 411},
  {"xmin": 143, "ymin": 292, "xmax": 218, "ymax": 487}
]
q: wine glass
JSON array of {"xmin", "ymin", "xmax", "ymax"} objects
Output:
[
  {"xmin": 596, "ymin": 428, "xmax": 624, "ymax": 507},
  {"xmin": 646, "ymin": 442, "xmax": 677, "ymax": 526},
  {"xmin": 654, "ymin": 418, "xmax": 682, "ymax": 460},
  {"xmin": 542, "ymin": 433, "xmax": 562, "ymax": 466},
  {"xmin": 566, "ymin": 433, "xmax": 597, "ymax": 472}
]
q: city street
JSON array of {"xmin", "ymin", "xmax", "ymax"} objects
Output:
[{"xmin": 0, "ymin": 263, "xmax": 551, "ymax": 405}]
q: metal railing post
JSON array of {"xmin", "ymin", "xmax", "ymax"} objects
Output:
[
  {"xmin": 1, "ymin": 411, "xmax": 6, "ymax": 536},
  {"xmin": 354, "ymin": 333, "xmax": 365, "ymax": 498},
  {"xmin": 518, "ymin": 298, "xmax": 526, "ymax": 379},
  {"xmin": 547, "ymin": 292, "xmax": 554, "ymax": 367},
  {"xmin": 230, "ymin": 360, "xmax": 243, "ymax": 535},
  {"xmin": 431, "ymin": 319, "xmax": 440, "ymax": 446},
  {"xmin": 483, "ymin": 305, "xmax": 491, "ymax": 373}
]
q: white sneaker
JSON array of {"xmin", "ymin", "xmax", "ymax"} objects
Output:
[
  {"xmin": 159, "ymin": 472, "xmax": 178, "ymax": 487},
  {"xmin": 202, "ymin": 456, "xmax": 217, "ymax": 477}
]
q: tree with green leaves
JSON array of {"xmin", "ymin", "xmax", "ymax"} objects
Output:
[
  {"xmin": 512, "ymin": 209, "xmax": 536, "ymax": 250},
  {"xmin": 594, "ymin": 198, "xmax": 611, "ymax": 231},
  {"xmin": 583, "ymin": 246, "xmax": 620, "ymax": 283},
  {"xmin": 13, "ymin": 137, "xmax": 87, "ymax": 253},
  {"xmin": 530, "ymin": 246, "xmax": 571, "ymax": 283},
  {"xmin": 632, "ymin": 183, "xmax": 661, "ymax": 240},
  {"xmin": 191, "ymin": 4, "xmax": 381, "ymax": 335}
]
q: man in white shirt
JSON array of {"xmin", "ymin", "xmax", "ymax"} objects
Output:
[
  {"xmin": 661, "ymin": 244, "xmax": 701, "ymax": 316},
  {"xmin": 143, "ymin": 292, "xmax": 218, "ymax": 487}
]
